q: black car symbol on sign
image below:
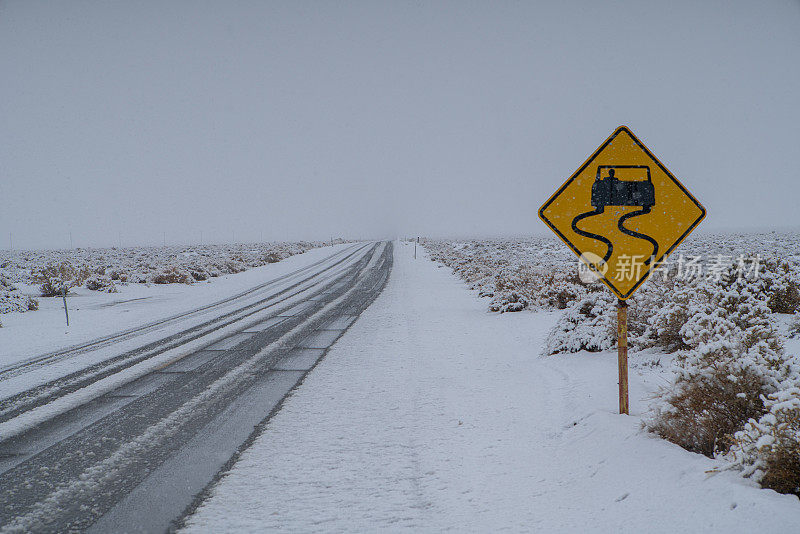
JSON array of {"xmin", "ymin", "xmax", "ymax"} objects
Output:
[
  {"xmin": 591, "ymin": 166, "xmax": 655, "ymax": 209},
  {"xmin": 571, "ymin": 165, "xmax": 658, "ymax": 265}
]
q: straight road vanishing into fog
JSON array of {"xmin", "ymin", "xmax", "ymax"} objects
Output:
[{"xmin": 0, "ymin": 243, "xmax": 391, "ymax": 532}]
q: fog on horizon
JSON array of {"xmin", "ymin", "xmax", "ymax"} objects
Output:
[{"xmin": 1, "ymin": 1, "xmax": 799, "ymax": 250}]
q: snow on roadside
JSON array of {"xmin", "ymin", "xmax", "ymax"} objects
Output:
[
  {"xmin": 0, "ymin": 240, "xmax": 332, "ymax": 288},
  {"xmin": 182, "ymin": 241, "xmax": 800, "ymax": 533}
]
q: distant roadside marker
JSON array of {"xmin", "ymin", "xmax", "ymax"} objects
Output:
[{"xmin": 538, "ymin": 126, "xmax": 706, "ymax": 414}]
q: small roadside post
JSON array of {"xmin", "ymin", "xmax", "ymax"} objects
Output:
[
  {"xmin": 414, "ymin": 237, "xmax": 418, "ymax": 259},
  {"xmin": 62, "ymin": 286, "xmax": 70, "ymax": 327},
  {"xmin": 538, "ymin": 126, "xmax": 706, "ymax": 415}
]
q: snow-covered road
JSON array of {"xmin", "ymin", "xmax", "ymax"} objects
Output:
[
  {"xmin": 0, "ymin": 243, "xmax": 357, "ymax": 383},
  {"xmin": 0, "ymin": 243, "xmax": 392, "ymax": 532},
  {"xmin": 183, "ymin": 240, "xmax": 800, "ymax": 533},
  {"xmin": 0, "ymin": 243, "xmax": 369, "ymax": 436}
]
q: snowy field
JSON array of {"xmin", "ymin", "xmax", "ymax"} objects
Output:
[
  {"xmin": 0, "ymin": 241, "xmax": 334, "ymax": 289},
  {"xmin": 181, "ymin": 240, "xmax": 800, "ymax": 533}
]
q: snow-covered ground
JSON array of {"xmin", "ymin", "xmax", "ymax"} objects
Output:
[{"xmin": 182, "ymin": 240, "xmax": 800, "ymax": 533}]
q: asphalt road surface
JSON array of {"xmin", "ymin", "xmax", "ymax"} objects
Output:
[{"xmin": 0, "ymin": 241, "xmax": 392, "ymax": 533}]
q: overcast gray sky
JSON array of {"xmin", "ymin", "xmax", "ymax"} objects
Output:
[{"xmin": 2, "ymin": 1, "xmax": 799, "ymax": 249}]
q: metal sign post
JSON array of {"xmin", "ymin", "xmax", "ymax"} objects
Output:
[{"xmin": 538, "ymin": 126, "xmax": 706, "ymax": 415}]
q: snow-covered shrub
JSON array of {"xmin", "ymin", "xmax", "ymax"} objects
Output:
[
  {"xmin": 488, "ymin": 264, "xmax": 543, "ymax": 312},
  {"xmin": 640, "ymin": 301, "xmax": 690, "ymax": 351},
  {"xmin": 648, "ymin": 272, "xmax": 796, "ymax": 456},
  {"xmin": 788, "ymin": 315, "xmax": 800, "ymax": 339},
  {"xmin": 263, "ymin": 251, "xmax": 284, "ymax": 263},
  {"xmin": 85, "ymin": 276, "xmax": 118, "ymax": 293},
  {"xmin": 681, "ymin": 271, "xmax": 784, "ymax": 358},
  {"xmin": 649, "ymin": 352, "xmax": 770, "ymax": 456},
  {"xmin": 729, "ymin": 387, "xmax": 800, "ymax": 496},
  {"xmin": 35, "ymin": 261, "xmax": 86, "ymax": 296},
  {"xmin": 542, "ymin": 281, "xmax": 667, "ymax": 355},
  {"xmin": 544, "ymin": 292, "xmax": 616, "ymax": 354},
  {"xmin": 152, "ymin": 267, "xmax": 194, "ymax": 285},
  {"xmin": 108, "ymin": 270, "xmax": 128, "ymax": 282},
  {"xmin": 629, "ymin": 272, "xmax": 697, "ymax": 352},
  {"xmin": 224, "ymin": 259, "xmax": 247, "ymax": 274},
  {"xmin": 769, "ymin": 280, "xmax": 800, "ymax": 315},
  {"xmin": 188, "ymin": 268, "xmax": 208, "ymax": 281},
  {"xmin": 0, "ymin": 275, "xmax": 38, "ymax": 314},
  {"xmin": 539, "ymin": 269, "xmax": 594, "ymax": 310},
  {"xmin": 758, "ymin": 257, "xmax": 800, "ymax": 315},
  {"xmin": 489, "ymin": 290, "xmax": 528, "ymax": 313}
]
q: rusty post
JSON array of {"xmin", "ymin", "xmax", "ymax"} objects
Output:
[{"xmin": 617, "ymin": 299, "xmax": 629, "ymax": 414}]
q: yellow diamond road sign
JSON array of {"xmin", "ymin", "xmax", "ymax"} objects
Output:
[{"xmin": 539, "ymin": 126, "xmax": 706, "ymax": 300}]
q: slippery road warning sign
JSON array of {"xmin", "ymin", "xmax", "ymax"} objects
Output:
[{"xmin": 539, "ymin": 126, "xmax": 706, "ymax": 300}]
